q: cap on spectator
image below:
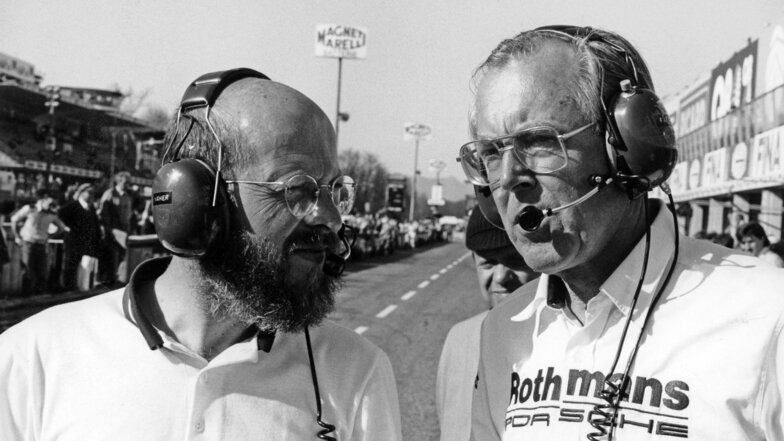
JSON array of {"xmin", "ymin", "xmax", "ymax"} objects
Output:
[
  {"xmin": 75, "ymin": 183, "xmax": 94, "ymax": 196},
  {"xmin": 465, "ymin": 207, "xmax": 512, "ymax": 252}
]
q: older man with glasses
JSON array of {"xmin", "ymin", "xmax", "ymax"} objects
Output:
[
  {"xmin": 463, "ymin": 25, "xmax": 784, "ymax": 441},
  {"xmin": 0, "ymin": 70, "xmax": 400, "ymax": 441}
]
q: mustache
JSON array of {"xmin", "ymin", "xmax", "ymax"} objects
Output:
[
  {"xmin": 287, "ymin": 224, "xmax": 356, "ymax": 261},
  {"xmin": 288, "ymin": 228, "xmax": 343, "ymax": 253}
]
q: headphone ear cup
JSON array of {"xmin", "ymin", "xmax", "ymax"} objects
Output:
[
  {"xmin": 151, "ymin": 158, "xmax": 229, "ymax": 257},
  {"xmin": 606, "ymin": 86, "xmax": 678, "ymax": 196}
]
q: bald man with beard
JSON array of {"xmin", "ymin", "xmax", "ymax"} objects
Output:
[{"xmin": 0, "ymin": 70, "xmax": 401, "ymax": 441}]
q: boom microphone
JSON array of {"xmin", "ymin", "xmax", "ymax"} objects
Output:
[
  {"xmin": 322, "ymin": 224, "xmax": 356, "ymax": 277},
  {"xmin": 515, "ymin": 175, "xmax": 613, "ymax": 232}
]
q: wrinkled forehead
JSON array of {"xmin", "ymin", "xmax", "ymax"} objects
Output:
[
  {"xmin": 216, "ymin": 79, "xmax": 338, "ymax": 180},
  {"xmin": 471, "ymin": 42, "xmax": 581, "ymax": 136}
]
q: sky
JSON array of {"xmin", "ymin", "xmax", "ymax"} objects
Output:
[{"xmin": 2, "ymin": 0, "xmax": 783, "ymax": 184}]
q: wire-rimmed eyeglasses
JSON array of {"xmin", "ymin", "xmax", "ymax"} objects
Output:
[
  {"xmin": 457, "ymin": 122, "xmax": 595, "ymax": 186},
  {"xmin": 225, "ymin": 174, "xmax": 356, "ymax": 218}
]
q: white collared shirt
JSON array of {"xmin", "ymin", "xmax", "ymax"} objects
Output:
[
  {"xmin": 472, "ymin": 200, "xmax": 784, "ymax": 441},
  {"xmin": 0, "ymin": 288, "xmax": 401, "ymax": 441}
]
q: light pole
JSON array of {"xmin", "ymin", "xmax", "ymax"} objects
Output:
[
  {"xmin": 404, "ymin": 122, "xmax": 432, "ymax": 221},
  {"xmin": 429, "ymin": 159, "xmax": 446, "ymax": 185},
  {"xmin": 44, "ymin": 86, "xmax": 60, "ymax": 181},
  {"xmin": 411, "ymin": 136, "xmax": 420, "ymax": 222},
  {"xmin": 427, "ymin": 159, "xmax": 447, "ymax": 215},
  {"xmin": 335, "ymin": 57, "xmax": 343, "ymax": 145}
]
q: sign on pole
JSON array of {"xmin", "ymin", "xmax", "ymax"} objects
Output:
[
  {"xmin": 315, "ymin": 24, "xmax": 368, "ymax": 59},
  {"xmin": 428, "ymin": 185, "xmax": 445, "ymax": 206},
  {"xmin": 403, "ymin": 122, "xmax": 432, "ymax": 141},
  {"xmin": 428, "ymin": 159, "xmax": 446, "ymax": 174}
]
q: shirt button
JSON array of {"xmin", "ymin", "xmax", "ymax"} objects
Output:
[{"xmin": 195, "ymin": 419, "xmax": 205, "ymax": 433}]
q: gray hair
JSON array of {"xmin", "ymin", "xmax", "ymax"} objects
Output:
[
  {"xmin": 161, "ymin": 107, "xmax": 251, "ymax": 180},
  {"xmin": 468, "ymin": 26, "xmax": 655, "ymax": 138}
]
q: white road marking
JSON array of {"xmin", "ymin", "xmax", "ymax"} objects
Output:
[
  {"xmin": 354, "ymin": 326, "xmax": 368, "ymax": 335},
  {"xmin": 401, "ymin": 290, "xmax": 417, "ymax": 301},
  {"xmin": 376, "ymin": 305, "xmax": 398, "ymax": 318},
  {"xmin": 430, "ymin": 274, "xmax": 440, "ymax": 280},
  {"xmin": 418, "ymin": 280, "xmax": 430, "ymax": 289},
  {"xmin": 439, "ymin": 268, "xmax": 448, "ymax": 274}
]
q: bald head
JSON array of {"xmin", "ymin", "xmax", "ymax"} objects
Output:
[{"xmin": 209, "ymin": 79, "xmax": 336, "ymax": 179}]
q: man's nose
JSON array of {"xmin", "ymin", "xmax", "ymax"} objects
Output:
[
  {"xmin": 491, "ymin": 264, "xmax": 514, "ymax": 286},
  {"xmin": 303, "ymin": 189, "xmax": 343, "ymax": 234},
  {"xmin": 498, "ymin": 149, "xmax": 536, "ymax": 192}
]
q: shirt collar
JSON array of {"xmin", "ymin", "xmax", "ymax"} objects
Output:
[
  {"xmin": 121, "ymin": 256, "xmax": 275, "ymax": 352},
  {"xmin": 598, "ymin": 199, "xmax": 676, "ymax": 316},
  {"xmin": 512, "ymin": 199, "xmax": 677, "ymax": 320}
]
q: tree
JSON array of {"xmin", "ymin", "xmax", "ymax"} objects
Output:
[
  {"xmin": 338, "ymin": 149, "xmax": 389, "ymax": 215},
  {"xmin": 110, "ymin": 83, "xmax": 151, "ymax": 117},
  {"xmin": 138, "ymin": 105, "xmax": 174, "ymax": 130}
]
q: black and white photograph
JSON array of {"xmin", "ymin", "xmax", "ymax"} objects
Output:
[{"xmin": 1, "ymin": 1, "xmax": 784, "ymax": 440}]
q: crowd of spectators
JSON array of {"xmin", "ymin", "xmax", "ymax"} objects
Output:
[
  {"xmin": 0, "ymin": 177, "xmax": 463, "ymax": 297},
  {"xmin": 693, "ymin": 220, "xmax": 784, "ymax": 267},
  {"xmin": 341, "ymin": 212, "xmax": 457, "ymax": 259},
  {"xmin": 0, "ymin": 171, "xmax": 149, "ymax": 298}
]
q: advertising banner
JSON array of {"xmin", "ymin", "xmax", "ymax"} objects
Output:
[
  {"xmin": 749, "ymin": 125, "xmax": 784, "ymax": 179},
  {"xmin": 428, "ymin": 185, "xmax": 445, "ymax": 206},
  {"xmin": 677, "ymin": 76, "xmax": 710, "ymax": 138},
  {"xmin": 755, "ymin": 21, "xmax": 784, "ymax": 95},
  {"xmin": 386, "ymin": 183, "xmax": 405, "ymax": 212},
  {"xmin": 315, "ymin": 24, "xmax": 368, "ymax": 59},
  {"xmin": 710, "ymin": 40, "xmax": 758, "ymax": 122}
]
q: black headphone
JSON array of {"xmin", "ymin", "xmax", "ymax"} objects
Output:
[
  {"xmin": 151, "ymin": 68, "xmax": 270, "ymax": 257},
  {"xmin": 535, "ymin": 25, "xmax": 678, "ymax": 199}
]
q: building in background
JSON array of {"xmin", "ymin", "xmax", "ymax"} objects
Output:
[
  {"xmin": 0, "ymin": 52, "xmax": 164, "ymax": 207},
  {"xmin": 663, "ymin": 16, "xmax": 784, "ymax": 242}
]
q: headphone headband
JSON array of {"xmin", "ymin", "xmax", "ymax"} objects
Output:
[{"xmin": 180, "ymin": 68, "xmax": 270, "ymax": 111}]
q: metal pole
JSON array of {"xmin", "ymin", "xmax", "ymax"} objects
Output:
[
  {"xmin": 335, "ymin": 57, "xmax": 343, "ymax": 147},
  {"xmin": 409, "ymin": 136, "xmax": 420, "ymax": 222},
  {"xmin": 110, "ymin": 130, "xmax": 116, "ymax": 177},
  {"xmin": 47, "ymin": 104, "xmax": 55, "ymax": 182},
  {"xmin": 46, "ymin": 87, "xmax": 57, "ymax": 183}
]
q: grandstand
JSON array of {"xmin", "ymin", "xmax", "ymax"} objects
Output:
[{"xmin": 0, "ymin": 52, "xmax": 164, "ymax": 208}]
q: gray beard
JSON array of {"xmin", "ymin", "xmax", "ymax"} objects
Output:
[{"xmin": 196, "ymin": 230, "xmax": 341, "ymax": 333}]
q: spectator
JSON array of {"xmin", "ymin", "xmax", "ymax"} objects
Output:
[
  {"xmin": 98, "ymin": 171, "xmax": 141, "ymax": 285},
  {"xmin": 9, "ymin": 189, "xmax": 68, "ymax": 295},
  {"xmin": 0, "ymin": 210, "xmax": 10, "ymax": 298},
  {"xmin": 692, "ymin": 230, "xmax": 715, "ymax": 241},
  {"xmin": 737, "ymin": 221, "xmax": 771, "ymax": 257},
  {"xmin": 58, "ymin": 183, "xmax": 103, "ymax": 291},
  {"xmin": 711, "ymin": 232, "xmax": 734, "ymax": 248},
  {"xmin": 436, "ymin": 207, "xmax": 537, "ymax": 441},
  {"xmin": 760, "ymin": 241, "xmax": 784, "ymax": 268}
]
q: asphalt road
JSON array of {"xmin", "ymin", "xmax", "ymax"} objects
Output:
[{"xmin": 330, "ymin": 239, "xmax": 485, "ymax": 441}]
